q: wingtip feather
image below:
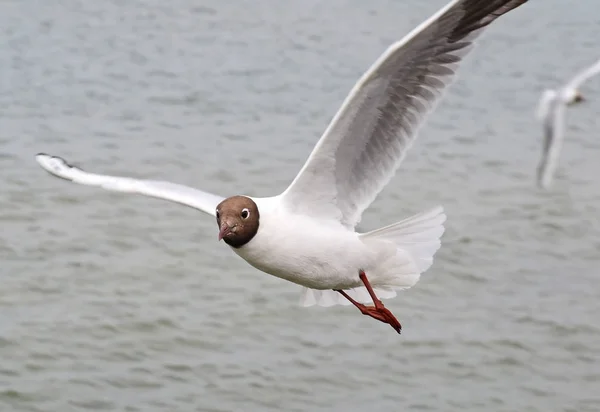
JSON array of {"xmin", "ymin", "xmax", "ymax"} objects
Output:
[{"xmin": 35, "ymin": 153, "xmax": 81, "ymax": 182}]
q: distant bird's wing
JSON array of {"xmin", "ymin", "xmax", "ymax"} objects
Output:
[
  {"xmin": 564, "ymin": 57, "xmax": 600, "ymax": 90},
  {"xmin": 537, "ymin": 100, "xmax": 566, "ymax": 189},
  {"xmin": 536, "ymin": 89, "xmax": 558, "ymax": 121}
]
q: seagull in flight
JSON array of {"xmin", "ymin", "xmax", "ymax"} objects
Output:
[
  {"xmin": 36, "ymin": 0, "xmax": 529, "ymax": 334},
  {"xmin": 536, "ymin": 57, "xmax": 600, "ymax": 189}
]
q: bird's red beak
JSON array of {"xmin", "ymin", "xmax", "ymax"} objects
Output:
[{"xmin": 218, "ymin": 223, "xmax": 232, "ymax": 241}]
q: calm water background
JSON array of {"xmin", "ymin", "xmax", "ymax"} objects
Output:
[{"xmin": 2, "ymin": 0, "xmax": 599, "ymax": 411}]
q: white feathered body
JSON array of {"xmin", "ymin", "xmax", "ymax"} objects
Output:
[
  {"xmin": 232, "ymin": 197, "xmax": 445, "ymax": 306},
  {"xmin": 233, "ymin": 197, "xmax": 405, "ymax": 290}
]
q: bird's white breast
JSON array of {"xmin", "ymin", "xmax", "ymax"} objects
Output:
[{"xmin": 230, "ymin": 197, "xmax": 387, "ymax": 290}]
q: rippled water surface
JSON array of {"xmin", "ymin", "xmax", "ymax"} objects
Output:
[{"xmin": 2, "ymin": 0, "xmax": 600, "ymax": 411}]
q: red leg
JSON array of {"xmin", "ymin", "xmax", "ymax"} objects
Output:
[
  {"xmin": 358, "ymin": 270, "xmax": 384, "ymax": 308},
  {"xmin": 336, "ymin": 289, "xmax": 390, "ymax": 323},
  {"xmin": 335, "ymin": 270, "xmax": 402, "ymax": 334}
]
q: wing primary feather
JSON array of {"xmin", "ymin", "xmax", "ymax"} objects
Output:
[
  {"xmin": 281, "ymin": 0, "xmax": 529, "ymax": 228},
  {"xmin": 35, "ymin": 153, "xmax": 224, "ymax": 216}
]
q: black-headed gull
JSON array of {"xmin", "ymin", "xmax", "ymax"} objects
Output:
[
  {"xmin": 36, "ymin": 0, "xmax": 529, "ymax": 334},
  {"xmin": 536, "ymin": 57, "xmax": 600, "ymax": 189}
]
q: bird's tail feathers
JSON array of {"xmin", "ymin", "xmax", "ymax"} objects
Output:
[
  {"xmin": 298, "ymin": 207, "xmax": 446, "ymax": 308},
  {"xmin": 359, "ymin": 206, "xmax": 446, "ymax": 273}
]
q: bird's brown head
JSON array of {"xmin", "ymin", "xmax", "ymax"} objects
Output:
[{"xmin": 215, "ymin": 196, "xmax": 260, "ymax": 248}]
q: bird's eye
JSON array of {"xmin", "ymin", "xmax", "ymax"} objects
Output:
[
  {"xmin": 241, "ymin": 208, "xmax": 250, "ymax": 219},
  {"xmin": 216, "ymin": 210, "xmax": 220, "ymax": 220}
]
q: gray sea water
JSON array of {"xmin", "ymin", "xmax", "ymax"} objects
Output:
[{"xmin": 2, "ymin": 0, "xmax": 600, "ymax": 411}]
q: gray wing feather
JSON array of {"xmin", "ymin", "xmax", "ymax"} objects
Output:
[{"xmin": 280, "ymin": 0, "xmax": 528, "ymax": 228}]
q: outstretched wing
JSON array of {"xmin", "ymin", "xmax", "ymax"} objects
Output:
[
  {"xmin": 536, "ymin": 101, "xmax": 566, "ymax": 189},
  {"xmin": 536, "ymin": 89, "xmax": 558, "ymax": 121},
  {"xmin": 279, "ymin": 0, "xmax": 529, "ymax": 228},
  {"xmin": 36, "ymin": 153, "xmax": 224, "ymax": 216},
  {"xmin": 564, "ymin": 57, "xmax": 600, "ymax": 91}
]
